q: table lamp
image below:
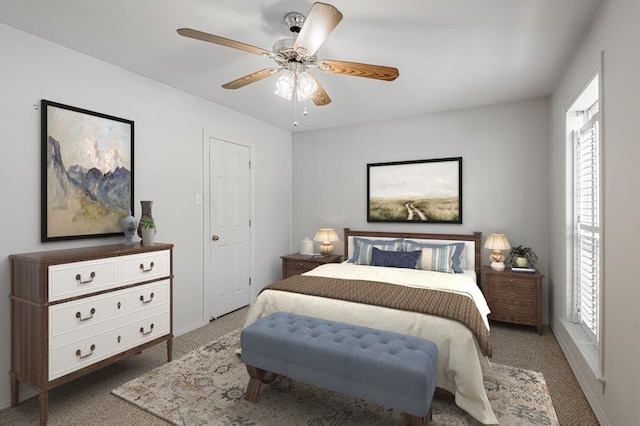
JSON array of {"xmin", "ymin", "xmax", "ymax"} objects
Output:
[
  {"xmin": 484, "ymin": 233, "xmax": 511, "ymax": 271},
  {"xmin": 314, "ymin": 228, "xmax": 339, "ymax": 255}
]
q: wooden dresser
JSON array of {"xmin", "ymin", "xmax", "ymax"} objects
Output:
[
  {"xmin": 482, "ymin": 265, "xmax": 543, "ymax": 334},
  {"xmin": 280, "ymin": 253, "xmax": 342, "ymax": 279},
  {"xmin": 10, "ymin": 243, "xmax": 174, "ymax": 425}
]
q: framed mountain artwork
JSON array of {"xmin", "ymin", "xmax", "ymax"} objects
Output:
[{"xmin": 41, "ymin": 100, "xmax": 134, "ymax": 241}]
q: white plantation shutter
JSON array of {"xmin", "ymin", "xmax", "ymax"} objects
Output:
[{"xmin": 573, "ymin": 110, "xmax": 600, "ymax": 343}]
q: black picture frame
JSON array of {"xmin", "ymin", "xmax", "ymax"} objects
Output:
[
  {"xmin": 367, "ymin": 157, "xmax": 462, "ymax": 224},
  {"xmin": 41, "ymin": 100, "xmax": 134, "ymax": 242}
]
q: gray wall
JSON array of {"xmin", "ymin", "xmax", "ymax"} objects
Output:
[
  {"xmin": 291, "ymin": 97, "xmax": 550, "ymax": 307},
  {"xmin": 550, "ymin": 0, "xmax": 640, "ymax": 424},
  {"xmin": 0, "ymin": 23, "xmax": 292, "ymax": 408}
]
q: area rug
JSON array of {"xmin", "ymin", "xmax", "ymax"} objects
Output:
[{"xmin": 112, "ymin": 329, "xmax": 559, "ymax": 425}]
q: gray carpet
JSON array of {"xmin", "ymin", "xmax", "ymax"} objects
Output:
[{"xmin": 0, "ymin": 307, "xmax": 598, "ymax": 425}]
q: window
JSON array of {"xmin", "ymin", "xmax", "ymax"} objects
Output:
[{"xmin": 568, "ymin": 75, "xmax": 601, "ymax": 345}]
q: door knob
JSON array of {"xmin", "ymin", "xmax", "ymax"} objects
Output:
[{"xmin": 212, "ymin": 235, "xmax": 220, "ymax": 241}]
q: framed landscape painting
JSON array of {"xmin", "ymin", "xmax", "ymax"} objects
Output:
[
  {"xmin": 41, "ymin": 100, "xmax": 134, "ymax": 241},
  {"xmin": 367, "ymin": 157, "xmax": 462, "ymax": 224}
]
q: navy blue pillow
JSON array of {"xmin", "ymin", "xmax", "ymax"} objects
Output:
[{"xmin": 371, "ymin": 247, "xmax": 421, "ymax": 269}]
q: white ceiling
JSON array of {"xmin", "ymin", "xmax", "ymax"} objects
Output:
[{"xmin": 0, "ymin": 0, "xmax": 602, "ymax": 132}]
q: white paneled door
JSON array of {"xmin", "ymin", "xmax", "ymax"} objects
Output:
[{"xmin": 208, "ymin": 137, "xmax": 251, "ymax": 319}]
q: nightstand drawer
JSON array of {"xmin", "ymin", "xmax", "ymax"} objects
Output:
[
  {"xmin": 489, "ymin": 275, "xmax": 535, "ymax": 287},
  {"xmin": 486, "ymin": 281, "xmax": 537, "ymax": 299},
  {"xmin": 281, "ymin": 253, "xmax": 342, "ymax": 279},
  {"xmin": 487, "ymin": 295, "xmax": 537, "ymax": 311},
  {"xmin": 284, "ymin": 259, "xmax": 322, "ymax": 272},
  {"xmin": 489, "ymin": 309, "xmax": 538, "ymax": 326}
]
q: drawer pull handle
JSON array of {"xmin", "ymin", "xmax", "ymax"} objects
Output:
[
  {"xmin": 75, "ymin": 308, "xmax": 96, "ymax": 321},
  {"xmin": 509, "ymin": 292, "xmax": 515, "ymax": 298},
  {"xmin": 117, "ymin": 302, "xmax": 121, "ymax": 309},
  {"xmin": 75, "ymin": 344, "xmax": 96, "ymax": 359},
  {"xmin": 140, "ymin": 323, "xmax": 155, "ymax": 335},
  {"xmin": 139, "ymin": 261, "xmax": 155, "ymax": 272},
  {"xmin": 75, "ymin": 271, "xmax": 96, "ymax": 284},
  {"xmin": 509, "ymin": 308, "xmax": 515, "ymax": 313},
  {"xmin": 117, "ymin": 336, "xmax": 121, "ymax": 343},
  {"xmin": 140, "ymin": 292, "xmax": 155, "ymax": 304}
]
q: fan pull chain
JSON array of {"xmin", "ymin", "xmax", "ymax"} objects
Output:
[{"xmin": 293, "ymin": 98, "xmax": 298, "ymax": 127}]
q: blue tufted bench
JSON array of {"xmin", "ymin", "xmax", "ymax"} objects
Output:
[{"xmin": 240, "ymin": 312, "xmax": 438, "ymax": 426}]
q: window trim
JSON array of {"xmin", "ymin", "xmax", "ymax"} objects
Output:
[{"xmin": 564, "ymin": 51, "xmax": 605, "ymax": 380}]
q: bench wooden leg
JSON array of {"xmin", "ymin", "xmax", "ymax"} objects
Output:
[
  {"xmin": 402, "ymin": 408, "xmax": 431, "ymax": 426},
  {"xmin": 244, "ymin": 365, "xmax": 279, "ymax": 403}
]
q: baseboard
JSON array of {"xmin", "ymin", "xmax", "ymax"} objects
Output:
[
  {"xmin": 0, "ymin": 385, "xmax": 38, "ymax": 412},
  {"xmin": 551, "ymin": 319, "xmax": 609, "ymax": 425},
  {"xmin": 174, "ymin": 318, "xmax": 209, "ymax": 337}
]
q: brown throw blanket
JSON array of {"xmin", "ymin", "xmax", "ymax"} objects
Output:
[{"xmin": 264, "ymin": 274, "xmax": 492, "ymax": 357}]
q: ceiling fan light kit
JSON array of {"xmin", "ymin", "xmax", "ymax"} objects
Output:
[
  {"xmin": 274, "ymin": 63, "xmax": 318, "ymax": 102},
  {"xmin": 177, "ymin": 2, "xmax": 399, "ymax": 127}
]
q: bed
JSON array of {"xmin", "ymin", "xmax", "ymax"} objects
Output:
[{"xmin": 244, "ymin": 228, "xmax": 498, "ymax": 425}]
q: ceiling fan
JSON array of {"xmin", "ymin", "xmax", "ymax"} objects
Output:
[{"xmin": 177, "ymin": 2, "xmax": 399, "ymax": 108}]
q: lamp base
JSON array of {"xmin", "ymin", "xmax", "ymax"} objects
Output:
[
  {"xmin": 490, "ymin": 261, "xmax": 506, "ymax": 272},
  {"xmin": 319, "ymin": 242, "xmax": 334, "ymax": 255}
]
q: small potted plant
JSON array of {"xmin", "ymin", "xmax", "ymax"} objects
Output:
[
  {"xmin": 140, "ymin": 217, "xmax": 156, "ymax": 246},
  {"xmin": 507, "ymin": 245, "xmax": 538, "ymax": 267}
]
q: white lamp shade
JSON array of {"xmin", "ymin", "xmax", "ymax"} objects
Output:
[
  {"xmin": 314, "ymin": 228, "xmax": 339, "ymax": 242},
  {"xmin": 314, "ymin": 228, "xmax": 339, "ymax": 255},
  {"xmin": 484, "ymin": 233, "xmax": 510, "ymax": 271},
  {"xmin": 483, "ymin": 233, "xmax": 511, "ymax": 250}
]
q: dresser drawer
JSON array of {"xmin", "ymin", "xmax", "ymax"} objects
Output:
[
  {"xmin": 122, "ymin": 250, "xmax": 171, "ymax": 285},
  {"xmin": 49, "ymin": 280, "xmax": 170, "ymax": 339},
  {"xmin": 48, "ymin": 258, "xmax": 119, "ymax": 302},
  {"xmin": 49, "ymin": 310, "xmax": 170, "ymax": 380}
]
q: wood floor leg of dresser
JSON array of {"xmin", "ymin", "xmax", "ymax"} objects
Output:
[
  {"xmin": 167, "ymin": 338, "xmax": 173, "ymax": 362},
  {"xmin": 10, "ymin": 372, "xmax": 18, "ymax": 406},
  {"xmin": 39, "ymin": 391, "xmax": 48, "ymax": 426}
]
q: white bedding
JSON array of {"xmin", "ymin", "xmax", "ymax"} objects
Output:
[
  {"xmin": 307, "ymin": 263, "xmax": 491, "ymax": 329},
  {"xmin": 244, "ymin": 262, "xmax": 499, "ymax": 425}
]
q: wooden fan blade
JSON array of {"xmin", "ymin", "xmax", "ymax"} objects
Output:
[
  {"xmin": 293, "ymin": 3, "xmax": 343, "ymax": 56},
  {"xmin": 177, "ymin": 28, "xmax": 271, "ymax": 57},
  {"xmin": 222, "ymin": 68, "xmax": 277, "ymax": 90},
  {"xmin": 309, "ymin": 73, "xmax": 331, "ymax": 106},
  {"xmin": 318, "ymin": 60, "xmax": 399, "ymax": 81}
]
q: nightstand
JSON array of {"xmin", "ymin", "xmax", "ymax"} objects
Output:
[
  {"xmin": 482, "ymin": 265, "xmax": 544, "ymax": 334},
  {"xmin": 281, "ymin": 253, "xmax": 342, "ymax": 279}
]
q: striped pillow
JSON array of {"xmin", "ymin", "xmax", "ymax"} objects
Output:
[
  {"xmin": 404, "ymin": 240, "xmax": 465, "ymax": 273},
  {"xmin": 416, "ymin": 245, "xmax": 456, "ymax": 273},
  {"xmin": 349, "ymin": 237, "xmax": 403, "ymax": 263},
  {"xmin": 353, "ymin": 240, "xmax": 404, "ymax": 265}
]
